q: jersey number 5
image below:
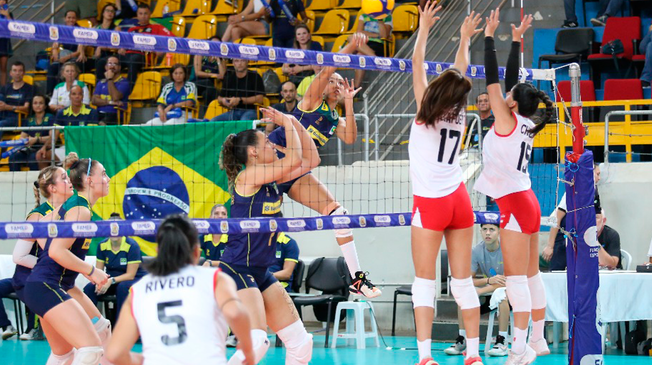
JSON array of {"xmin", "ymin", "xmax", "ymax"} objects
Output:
[
  {"xmin": 158, "ymin": 300, "xmax": 188, "ymax": 346},
  {"xmin": 438, "ymin": 128, "xmax": 461, "ymax": 164},
  {"xmin": 517, "ymin": 141, "xmax": 531, "ymax": 173}
]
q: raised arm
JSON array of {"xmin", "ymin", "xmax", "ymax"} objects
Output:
[
  {"xmin": 484, "ymin": 8, "xmax": 513, "ymax": 134},
  {"xmin": 451, "ymin": 11, "xmax": 483, "ymax": 74},
  {"xmin": 272, "ymin": 109, "xmax": 321, "ymax": 183},
  {"xmin": 505, "ymin": 14, "xmax": 532, "ymax": 92},
  {"xmin": 412, "ymin": 1, "xmax": 442, "ymax": 112},
  {"xmin": 335, "ymin": 78, "xmax": 361, "ymax": 144}
]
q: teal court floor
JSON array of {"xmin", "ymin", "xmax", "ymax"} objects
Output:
[{"xmin": 0, "ymin": 335, "xmax": 647, "ymax": 365}]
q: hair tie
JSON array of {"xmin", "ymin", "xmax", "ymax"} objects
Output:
[{"xmin": 34, "ymin": 181, "xmax": 39, "ymax": 189}]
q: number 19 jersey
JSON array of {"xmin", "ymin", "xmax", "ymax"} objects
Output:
[
  {"xmin": 131, "ymin": 265, "xmax": 229, "ymax": 365},
  {"xmin": 474, "ymin": 112, "xmax": 535, "ymax": 199},
  {"xmin": 409, "ymin": 111, "xmax": 466, "ymax": 198}
]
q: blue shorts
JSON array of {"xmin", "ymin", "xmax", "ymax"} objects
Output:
[
  {"xmin": 218, "ymin": 262, "xmax": 278, "ymax": 292},
  {"xmin": 23, "ymin": 281, "xmax": 72, "ymax": 317},
  {"xmin": 277, "ymin": 172, "xmax": 310, "ymax": 195}
]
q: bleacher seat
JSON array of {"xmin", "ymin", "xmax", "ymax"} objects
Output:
[
  {"xmin": 23, "ymin": 75, "xmax": 33, "ymax": 86},
  {"xmin": 210, "ymin": 0, "xmax": 243, "ymax": 16},
  {"xmin": 556, "ymin": 80, "xmax": 596, "ymax": 102},
  {"xmin": 331, "ymin": 34, "xmax": 349, "ymax": 53},
  {"xmin": 181, "ymin": 0, "xmax": 212, "ymax": 17},
  {"xmin": 392, "ymin": 5, "xmax": 419, "ymax": 39},
  {"xmin": 77, "ymin": 20, "xmax": 93, "ymax": 28},
  {"xmin": 538, "ymin": 28, "xmax": 594, "ymax": 69},
  {"xmin": 302, "ymin": 10, "xmax": 316, "ymax": 33},
  {"xmin": 313, "ymin": 9, "xmax": 350, "ymax": 40},
  {"xmin": 205, "ymin": 99, "xmax": 227, "ymax": 120},
  {"xmin": 129, "ymin": 71, "xmax": 162, "ymax": 104},
  {"xmin": 346, "ymin": 10, "xmax": 363, "ymax": 34},
  {"xmin": 187, "ymin": 15, "xmax": 218, "ymax": 39},
  {"xmin": 171, "ymin": 16, "xmax": 187, "ymax": 37},
  {"xmin": 588, "ymin": 17, "xmax": 641, "ymax": 85},
  {"xmin": 306, "ymin": 0, "xmax": 336, "ymax": 12},
  {"xmin": 604, "ymin": 79, "xmax": 643, "ymax": 100},
  {"xmin": 337, "ymin": 0, "xmax": 361, "ymax": 10},
  {"xmin": 79, "ymin": 73, "xmax": 96, "ymax": 96}
]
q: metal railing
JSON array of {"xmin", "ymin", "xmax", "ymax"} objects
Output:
[
  {"xmin": 604, "ymin": 110, "xmax": 652, "ymax": 164},
  {"xmin": 0, "ymin": 125, "xmax": 63, "ymax": 167},
  {"xmin": 13, "ymin": 0, "xmax": 65, "ymax": 52}
]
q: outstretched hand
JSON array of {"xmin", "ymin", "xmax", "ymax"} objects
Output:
[
  {"xmin": 511, "ymin": 14, "xmax": 533, "ymax": 41},
  {"xmin": 260, "ymin": 107, "xmax": 294, "ymax": 127},
  {"xmin": 418, "ymin": 1, "xmax": 442, "ymax": 31},
  {"xmin": 460, "ymin": 11, "xmax": 483, "ymax": 39},
  {"xmin": 342, "ymin": 78, "xmax": 362, "ymax": 100},
  {"xmin": 484, "ymin": 8, "xmax": 500, "ymax": 37}
]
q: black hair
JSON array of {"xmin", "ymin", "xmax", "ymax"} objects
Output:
[
  {"xmin": 110, "ymin": 212, "xmax": 122, "ymax": 219},
  {"xmin": 480, "ymin": 223, "xmax": 499, "ymax": 229},
  {"xmin": 65, "ymin": 10, "xmax": 78, "ymax": 18},
  {"xmin": 11, "ymin": 61, "xmax": 25, "ymax": 71},
  {"xmin": 137, "ymin": 3, "xmax": 151, "ymax": 11},
  {"xmin": 147, "ymin": 214, "xmax": 199, "ymax": 276},
  {"xmin": 511, "ymin": 83, "xmax": 556, "ymax": 136},
  {"xmin": 476, "ymin": 91, "xmax": 488, "ymax": 103},
  {"xmin": 220, "ymin": 129, "xmax": 261, "ymax": 192}
]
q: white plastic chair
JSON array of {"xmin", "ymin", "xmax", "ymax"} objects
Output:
[{"xmin": 620, "ymin": 249, "xmax": 632, "ymax": 270}]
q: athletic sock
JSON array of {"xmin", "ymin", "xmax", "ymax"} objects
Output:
[
  {"xmin": 417, "ymin": 339, "xmax": 432, "ymax": 360},
  {"xmin": 530, "ymin": 320, "xmax": 545, "ymax": 341},
  {"xmin": 339, "ymin": 241, "xmax": 361, "ymax": 277},
  {"xmin": 499, "ymin": 331, "xmax": 509, "ymax": 340},
  {"xmin": 512, "ymin": 327, "xmax": 528, "ymax": 354},
  {"xmin": 459, "ymin": 329, "xmax": 466, "ymax": 338},
  {"xmin": 466, "ymin": 337, "xmax": 479, "ymax": 358}
]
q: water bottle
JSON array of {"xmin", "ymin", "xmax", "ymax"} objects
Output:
[{"xmin": 166, "ymin": 53, "xmax": 172, "ymax": 66}]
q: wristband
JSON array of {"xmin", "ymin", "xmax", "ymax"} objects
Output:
[
  {"xmin": 207, "ymin": 260, "xmax": 212, "ymax": 267},
  {"xmin": 89, "ymin": 266, "xmax": 95, "ymax": 276}
]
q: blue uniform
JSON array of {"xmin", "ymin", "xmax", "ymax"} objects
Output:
[
  {"xmin": 24, "ymin": 194, "xmax": 94, "ymax": 316},
  {"xmin": 268, "ymin": 233, "xmax": 300, "ymax": 292},
  {"xmin": 219, "ymin": 178, "xmax": 282, "ymax": 291},
  {"xmin": 200, "ymin": 234, "xmax": 228, "ymax": 261},
  {"xmin": 12, "ymin": 202, "xmax": 53, "ymax": 295}
]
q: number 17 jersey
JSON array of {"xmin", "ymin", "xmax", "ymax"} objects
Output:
[{"xmin": 409, "ymin": 111, "xmax": 466, "ymax": 198}]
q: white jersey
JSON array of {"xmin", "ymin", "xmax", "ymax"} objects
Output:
[
  {"xmin": 131, "ymin": 265, "xmax": 229, "ymax": 365},
  {"xmin": 408, "ymin": 111, "xmax": 466, "ymax": 198},
  {"xmin": 474, "ymin": 112, "xmax": 536, "ymax": 199}
]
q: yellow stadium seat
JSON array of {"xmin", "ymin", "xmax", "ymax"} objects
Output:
[
  {"xmin": 152, "ymin": 0, "xmax": 181, "ymax": 18},
  {"xmin": 79, "ymin": 73, "xmax": 96, "ymax": 96},
  {"xmin": 187, "ymin": 15, "xmax": 219, "ymax": 39},
  {"xmin": 346, "ymin": 10, "xmax": 363, "ymax": 33},
  {"xmin": 336, "ymin": 0, "xmax": 361, "ymax": 10},
  {"xmin": 210, "ymin": 0, "xmax": 243, "ymax": 16},
  {"xmin": 181, "ymin": 0, "xmax": 212, "ymax": 16},
  {"xmin": 171, "ymin": 16, "xmax": 187, "ymax": 38},
  {"xmin": 274, "ymin": 67, "xmax": 289, "ymax": 84},
  {"xmin": 204, "ymin": 99, "xmax": 228, "ymax": 120},
  {"xmin": 256, "ymin": 97, "xmax": 271, "ymax": 119},
  {"xmin": 77, "ymin": 20, "xmax": 93, "ymax": 28},
  {"xmin": 23, "ymin": 75, "xmax": 33, "ymax": 85},
  {"xmin": 301, "ymin": 10, "xmax": 316, "ymax": 33},
  {"xmin": 313, "ymin": 10, "xmax": 350, "ymax": 39},
  {"xmin": 392, "ymin": 5, "xmax": 419, "ymax": 38},
  {"xmin": 129, "ymin": 71, "xmax": 162, "ymax": 102},
  {"xmin": 307, "ymin": 0, "xmax": 336, "ymax": 12},
  {"xmin": 331, "ymin": 34, "xmax": 349, "ymax": 52},
  {"xmin": 312, "ymin": 35, "xmax": 325, "ymax": 49},
  {"xmin": 235, "ymin": 37, "xmax": 257, "ymax": 45}
]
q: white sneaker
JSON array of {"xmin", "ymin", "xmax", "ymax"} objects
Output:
[
  {"xmin": 2, "ymin": 325, "xmax": 17, "ymax": 340},
  {"xmin": 349, "ymin": 271, "xmax": 382, "ymax": 298},
  {"xmin": 444, "ymin": 336, "xmax": 466, "ymax": 355},
  {"xmin": 487, "ymin": 341, "xmax": 508, "ymax": 357},
  {"xmin": 504, "ymin": 345, "xmax": 536, "ymax": 365},
  {"xmin": 19, "ymin": 329, "xmax": 38, "ymax": 341},
  {"xmin": 528, "ymin": 337, "xmax": 550, "ymax": 356}
]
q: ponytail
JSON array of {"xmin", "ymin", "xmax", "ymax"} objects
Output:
[
  {"xmin": 34, "ymin": 166, "xmax": 62, "ymax": 207},
  {"xmin": 219, "ymin": 130, "xmax": 260, "ymax": 198},
  {"xmin": 147, "ymin": 214, "xmax": 199, "ymax": 276},
  {"xmin": 33, "ymin": 181, "xmax": 41, "ymax": 208},
  {"xmin": 527, "ymin": 90, "xmax": 556, "ymax": 136},
  {"xmin": 511, "ymin": 83, "xmax": 557, "ymax": 136}
]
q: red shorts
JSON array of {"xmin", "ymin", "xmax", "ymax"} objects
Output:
[
  {"xmin": 412, "ymin": 183, "xmax": 475, "ymax": 231},
  {"xmin": 495, "ymin": 189, "xmax": 541, "ymax": 234}
]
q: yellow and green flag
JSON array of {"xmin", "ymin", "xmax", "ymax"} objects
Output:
[{"xmin": 65, "ymin": 121, "xmax": 252, "ymax": 256}]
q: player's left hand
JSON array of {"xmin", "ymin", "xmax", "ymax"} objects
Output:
[
  {"xmin": 342, "ymin": 78, "xmax": 361, "ymax": 100},
  {"xmin": 460, "ymin": 11, "xmax": 483, "ymax": 39},
  {"xmin": 511, "ymin": 14, "xmax": 533, "ymax": 41}
]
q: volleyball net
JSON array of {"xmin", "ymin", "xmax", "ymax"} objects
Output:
[{"xmin": 0, "ymin": 17, "xmax": 568, "ymax": 245}]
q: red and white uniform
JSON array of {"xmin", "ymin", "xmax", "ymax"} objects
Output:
[
  {"xmin": 409, "ymin": 111, "xmax": 474, "ymax": 231},
  {"xmin": 131, "ymin": 265, "xmax": 229, "ymax": 365},
  {"xmin": 474, "ymin": 112, "xmax": 541, "ymax": 234}
]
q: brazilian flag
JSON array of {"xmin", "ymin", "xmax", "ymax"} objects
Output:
[{"xmin": 65, "ymin": 121, "xmax": 253, "ymax": 256}]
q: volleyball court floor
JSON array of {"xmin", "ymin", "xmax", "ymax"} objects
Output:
[{"xmin": 0, "ymin": 335, "xmax": 643, "ymax": 364}]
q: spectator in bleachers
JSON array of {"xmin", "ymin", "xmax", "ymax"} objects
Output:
[
  {"xmin": 267, "ymin": 81, "xmax": 298, "ymax": 134},
  {"xmin": 266, "ymin": 0, "xmax": 308, "ymax": 48},
  {"xmin": 191, "ymin": 36, "xmax": 226, "ymax": 107},
  {"xmin": 46, "ymin": 10, "xmax": 88, "ymax": 95},
  {"xmin": 282, "ymin": 24, "xmax": 323, "ymax": 85},
  {"xmin": 110, "ymin": 3, "xmax": 172, "ymax": 86},
  {"xmin": 9, "ymin": 95, "xmax": 53, "ymax": 171},
  {"xmin": 83, "ymin": 213, "xmax": 146, "ymax": 321},
  {"xmin": 0, "ymin": 0, "xmax": 14, "ymax": 86},
  {"xmin": 210, "ymin": 59, "xmax": 265, "ymax": 122},
  {"xmin": 444, "ymin": 223, "xmax": 511, "ymax": 357},
  {"xmin": 639, "ymin": 24, "xmax": 652, "ymax": 87},
  {"xmin": 201, "ymin": 204, "xmax": 229, "ymax": 267},
  {"xmin": 145, "ymin": 64, "xmax": 197, "ymax": 125},
  {"xmin": 590, "ymin": 0, "xmax": 628, "ymax": 26},
  {"xmin": 350, "ymin": 14, "xmax": 393, "ymax": 89},
  {"xmin": 296, "ymin": 64, "xmax": 322, "ymax": 100},
  {"xmin": 269, "ymin": 232, "xmax": 300, "ymax": 293},
  {"xmin": 38, "ymin": 85, "xmax": 98, "ymax": 164},
  {"xmin": 93, "ymin": 3, "xmax": 119, "ymax": 83},
  {"xmin": 221, "ymin": 0, "xmax": 270, "ymax": 43},
  {"xmin": 465, "ymin": 92, "xmax": 494, "ymax": 148},
  {"xmin": 49, "ymin": 62, "xmax": 91, "ymax": 112},
  {"xmin": 0, "ymin": 61, "xmax": 33, "ymax": 141},
  {"xmin": 64, "ymin": 0, "xmax": 97, "ymax": 26},
  {"xmin": 114, "ymin": 0, "xmax": 138, "ymax": 20},
  {"xmin": 92, "ymin": 55, "xmax": 131, "ymax": 125}
]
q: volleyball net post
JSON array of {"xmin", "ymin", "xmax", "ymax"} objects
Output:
[{"xmin": 565, "ymin": 63, "xmax": 603, "ymax": 365}]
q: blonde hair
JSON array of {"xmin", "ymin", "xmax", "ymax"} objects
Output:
[{"xmin": 33, "ymin": 166, "xmax": 61, "ymax": 208}]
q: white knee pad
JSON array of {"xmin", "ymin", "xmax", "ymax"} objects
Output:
[
  {"xmin": 528, "ymin": 273, "xmax": 547, "ymax": 310},
  {"xmin": 506, "ymin": 275, "xmax": 532, "ymax": 313},
  {"xmin": 450, "ymin": 277, "xmax": 480, "ymax": 310},
  {"xmin": 411, "ymin": 277, "xmax": 437, "ymax": 309},
  {"xmin": 277, "ymin": 320, "xmax": 313, "ymax": 365},
  {"xmin": 330, "ymin": 206, "xmax": 353, "ymax": 238},
  {"xmin": 92, "ymin": 317, "xmax": 114, "ymax": 365},
  {"xmin": 46, "ymin": 349, "xmax": 75, "ymax": 365},
  {"xmin": 227, "ymin": 329, "xmax": 270, "ymax": 365},
  {"xmin": 71, "ymin": 346, "xmax": 103, "ymax": 365}
]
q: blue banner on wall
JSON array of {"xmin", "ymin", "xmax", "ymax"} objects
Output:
[{"xmin": 0, "ymin": 19, "xmax": 536, "ymax": 81}]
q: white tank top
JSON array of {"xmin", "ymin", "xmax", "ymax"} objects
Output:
[
  {"xmin": 474, "ymin": 112, "xmax": 536, "ymax": 199},
  {"xmin": 408, "ymin": 110, "xmax": 465, "ymax": 198},
  {"xmin": 253, "ymin": 0, "xmax": 263, "ymax": 13},
  {"xmin": 131, "ymin": 265, "xmax": 229, "ymax": 365}
]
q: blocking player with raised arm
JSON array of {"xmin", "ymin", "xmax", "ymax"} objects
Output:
[
  {"xmin": 267, "ymin": 32, "xmax": 381, "ymax": 298},
  {"xmin": 474, "ymin": 9, "xmax": 553, "ymax": 365},
  {"xmin": 409, "ymin": 3, "xmax": 484, "ymax": 365}
]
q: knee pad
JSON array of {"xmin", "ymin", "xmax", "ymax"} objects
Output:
[
  {"xmin": 227, "ymin": 329, "xmax": 270, "ymax": 365},
  {"xmin": 92, "ymin": 317, "xmax": 111, "ymax": 345},
  {"xmin": 71, "ymin": 346, "xmax": 103, "ymax": 365},
  {"xmin": 450, "ymin": 277, "xmax": 480, "ymax": 310},
  {"xmin": 46, "ymin": 349, "xmax": 74, "ymax": 365},
  {"xmin": 506, "ymin": 276, "xmax": 532, "ymax": 313},
  {"xmin": 528, "ymin": 273, "xmax": 547, "ymax": 310},
  {"xmin": 277, "ymin": 320, "xmax": 313, "ymax": 365},
  {"xmin": 411, "ymin": 277, "xmax": 437, "ymax": 309},
  {"xmin": 328, "ymin": 206, "xmax": 352, "ymax": 238}
]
